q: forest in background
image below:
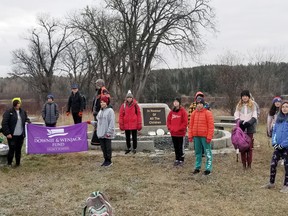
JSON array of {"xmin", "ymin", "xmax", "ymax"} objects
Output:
[{"xmin": 1, "ymin": 61, "xmax": 287, "ymax": 116}]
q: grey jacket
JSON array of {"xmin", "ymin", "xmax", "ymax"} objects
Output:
[
  {"xmin": 96, "ymin": 107, "xmax": 115, "ymax": 139},
  {"xmin": 42, "ymin": 102, "xmax": 59, "ymax": 125}
]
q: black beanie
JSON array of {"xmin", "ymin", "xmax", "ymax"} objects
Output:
[
  {"xmin": 174, "ymin": 97, "xmax": 181, "ymax": 104},
  {"xmin": 196, "ymin": 97, "xmax": 205, "ymax": 105},
  {"xmin": 241, "ymin": 90, "xmax": 250, "ymax": 98}
]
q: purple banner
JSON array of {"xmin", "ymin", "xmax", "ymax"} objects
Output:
[{"xmin": 26, "ymin": 123, "xmax": 88, "ymax": 154}]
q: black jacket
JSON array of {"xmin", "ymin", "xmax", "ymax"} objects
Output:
[
  {"xmin": 67, "ymin": 91, "xmax": 84, "ymax": 113},
  {"xmin": 1, "ymin": 107, "xmax": 30, "ymax": 137}
]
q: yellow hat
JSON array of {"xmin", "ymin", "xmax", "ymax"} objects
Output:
[{"xmin": 12, "ymin": 97, "xmax": 21, "ymax": 104}]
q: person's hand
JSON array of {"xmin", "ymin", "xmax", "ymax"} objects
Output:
[
  {"xmin": 274, "ymin": 144, "xmax": 283, "ymax": 150},
  {"xmin": 243, "ymin": 122, "xmax": 251, "ymax": 128},
  {"xmin": 105, "ymin": 134, "xmax": 111, "ymax": 138},
  {"xmin": 188, "ymin": 137, "xmax": 193, "ymax": 142},
  {"xmin": 7, "ymin": 134, "xmax": 12, "ymax": 139},
  {"xmin": 78, "ymin": 112, "xmax": 83, "ymax": 117},
  {"xmin": 86, "ymin": 121, "xmax": 91, "ymax": 124},
  {"xmin": 137, "ymin": 124, "xmax": 142, "ymax": 131},
  {"xmin": 66, "ymin": 111, "xmax": 70, "ymax": 116},
  {"xmin": 206, "ymin": 138, "xmax": 212, "ymax": 143},
  {"xmin": 267, "ymin": 130, "xmax": 272, "ymax": 138},
  {"xmin": 239, "ymin": 122, "xmax": 246, "ymax": 131}
]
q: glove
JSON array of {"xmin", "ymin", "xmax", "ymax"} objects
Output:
[
  {"xmin": 86, "ymin": 121, "xmax": 91, "ymax": 124},
  {"xmin": 243, "ymin": 122, "xmax": 251, "ymax": 128},
  {"xmin": 274, "ymin": 144, "xmax": 283, "ymax": 150},
  {"xmin": 119, "ymin": 125, "xmax": 124, "ymax": 131},
  {"xmin": 137, "ymin": 124, "xmax": 142, "ymax": 131},
  {"xmin": 239, "ymin": 122, "xmax": 246, "ymax": 131},
  {"xmin": 188, "ymin": 137, "xmax": 193, "ymax": 142},
  {"xmin": 66, "ymin": 111, "xmax": 70, "ymax": 116},
  {"xmin": 206, "ymin": 138, "xmax": 212, "ymax": 144},
  {"xmin": 78, "ymin": 112, "xmax": 83, "ymax": 117}
]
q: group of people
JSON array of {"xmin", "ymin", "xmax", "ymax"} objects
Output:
[
  {"xmin": 1, "ymin": 82, "xmax": 288, "ymax": 193},
  {"xmin": 167, "ymin": 92, "xmax": 214, "ymax": 176},
  {"xmin": 167, "ymin": 89, "xmax": 288, "ymax": 193}
]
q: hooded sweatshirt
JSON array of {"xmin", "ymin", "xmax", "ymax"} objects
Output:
[
  {"xmin": 96, "ymin": 107, "xmax": 115, "ymax": 139},
  {"xmin": 167, "ymin": 107, "xmax": 188, "ymax": 136}
]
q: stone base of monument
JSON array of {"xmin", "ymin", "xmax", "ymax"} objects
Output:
[
  {"xmin": 188, "ymin": 130, "xmax": 232, "ymax": 150},
  {"xmin": 87, "ymin": 129, "xmax": 231, "ymax": 152},
  {"xmin": 89, "ymin": 140, "xmax": 155, "ymax": 152}
]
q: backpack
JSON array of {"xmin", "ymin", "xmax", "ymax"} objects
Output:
[
  {"xmin": 123, "ymin": 102, "xmax": 138, "ymax": 115},
  {"xmin": 82, "ymin": 191, "xmax": 113, "ymax": 216},
  {"xmin": 231, "ymin": 120, "xmax": 251, "ymax": 153}
]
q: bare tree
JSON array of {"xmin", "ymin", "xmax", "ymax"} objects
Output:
[
  {"xmin": 216, "ymin": 51, "xmax": 248, "ymax": 115},
  {"xmin": 11, "ymin": 15, "xmax": 77, "ymax": 102},
  {"xmin": 69, "ymin": 8, "xmax": 129, "ymax": 101},
  {"xmin": 59, "ymin": 36, "xmax": 98, "ymax": 100},
  {"xmin": 107, "ymin": 0, "xmax": 215, "ymax": 99},
  {"xmin": 70, "ymin": 0, "xmax": 215, "ymax": 102}
]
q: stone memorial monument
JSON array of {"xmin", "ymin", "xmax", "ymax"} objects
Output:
[{"xmin": 138, "ymin": 103, "xmax": 171, "ymax": 135}]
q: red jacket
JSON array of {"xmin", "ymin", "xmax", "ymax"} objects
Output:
[
  {"xmin": 188, "ymin": 108, "xmax": 214, "ymax": 140},
  {"xmin": 167, "ymin": 107, "xmax": 188, "ymax": 137},
  {"xmin": 119, "ymin": 99, "xmax": 142, "ymax": 131}
]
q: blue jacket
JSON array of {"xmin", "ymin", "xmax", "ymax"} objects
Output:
[{"xmin": 272, "ymin": 118, "xmax": 288, "ymax": 149}]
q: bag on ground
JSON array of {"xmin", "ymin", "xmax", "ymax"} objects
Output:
[
  {"xmin": 231, "ymin": 120, "xmax": 251, "ymax": 153},
  {"xmin": 82, "ymin": 191, "xmax": 113, "ymax": 216}
]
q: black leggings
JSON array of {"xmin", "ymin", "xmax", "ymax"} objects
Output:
[
  {"xmin": 99, "ymin": 138, "xmax": 112, "ymax": 162},
  {"xmin": 125, "ymin": 130, "xmax": 138, "ymax": 150},
  {"xmin": 270, "ymin": 149, "xmax": 288, "ymax": 186},
  {"xmin": 172, "ymin": 136, "xmax": 185, "ymax": 161},
  {"xmin": 7, "ymin": 135, "xmax": 24, "ymax": 165}
]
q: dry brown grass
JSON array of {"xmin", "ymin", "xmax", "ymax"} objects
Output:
[{"xmin": 1, "ymin": 123, "xmax": 288, "ymax": 215}]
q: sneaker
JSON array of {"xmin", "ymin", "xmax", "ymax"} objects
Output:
[
  {"xmin": 261, "ymin": 183, "xmax": 275, "ymax": 189},
  {"xmin": 280, "ymin": 186, "xmax": 288, "ymax": 193},
  {"xmin": 192, "ymin": 169, "xmax": 200, "ymax": 175},
  {"xmin": 203, "ymin": 170, "xmax": 211, "ymax": 176},
  {"xmin": 173, "ymin": 160, "xmax": 179, "ymax": 166},
  {"xmin": 103, "ymin": 162, "xmax": 113, "ymax": 167},
  {"xmin": 132, "ymin": 149, "xmax": 136, "ymax": 154},
  {"xmin": 100, "ymin": 161, "xmax": 107, "ymax": 166},
  {"xmin": 178, "ymin": 161, "xmax": 184, "ymax": 167},
  {"xmin": 125, "ymin": 149, "xmax": 131, "ymax": 154}
]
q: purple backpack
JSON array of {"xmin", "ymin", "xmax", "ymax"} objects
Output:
[{"xmin": 231, "ymin": 121, "xmax": 251, "ymax": 152}]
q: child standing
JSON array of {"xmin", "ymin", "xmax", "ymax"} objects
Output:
[
  {"xmin": 88, "ymin": 95, "xmax": 115, "ymax": 167},
  {"xmin": 41, "ymin": 94, "xmax": 59, "ymax": 127},
  {"xmin": 234, "ymin": 90, "xmax": 257, "ymax": 169},
  {"xmin": 188, "ymin": 97, "xmax": 214, "ymax": 175},
  {"xmin": 267, "ymin": 96, "xmax": 282, "ymax": 137},
  {"xmin": 167, "ymin": 97, "xmax": 188, "ymax": 166},
  {"xmin": 118, "ymin": 90, "xmax": 142, "ymax": 154},
  {"xmin": 262, "ymin": 100, "xmax": 288, "ymax": 193}
]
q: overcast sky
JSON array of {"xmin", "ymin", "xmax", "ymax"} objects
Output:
[{"xmin": 1, "ymin": 0, "xmax": 288, "ymax": 77}]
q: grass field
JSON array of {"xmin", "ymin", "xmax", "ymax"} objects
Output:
[{"xmin": 1, "ymin": 121, "xmax": 288, "ymax": 215}]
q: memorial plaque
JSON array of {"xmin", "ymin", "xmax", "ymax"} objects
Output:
[{"xmin": 143, "ymin": 107, "xmax": 166, "ymax": 126}]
